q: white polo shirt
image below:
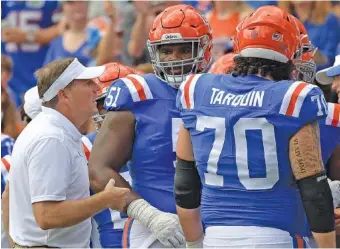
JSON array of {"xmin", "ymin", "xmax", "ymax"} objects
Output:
[{"xmin": 9, "ymin": 107, "xmax": 91, "ymax": 248}]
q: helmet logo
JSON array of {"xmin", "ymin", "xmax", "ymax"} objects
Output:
[
  {"xmin": 272, "ymin": 33, "xmax": 283, "ymax": 42},
  {"xmin": 161, "ymin": 33, "xmax": 183, "ymax": 41}
]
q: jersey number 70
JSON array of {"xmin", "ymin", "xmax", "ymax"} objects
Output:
[{"xmin": 197, "ymin": 116, "xmax": 279, "ymax": 190}]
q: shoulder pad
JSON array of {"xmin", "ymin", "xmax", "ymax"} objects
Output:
[
  {"xmin": 104, "ymin": 74, "xmax": 153, "ymax": 112},
  {"xmin": 177, "ymin": 74, "xmax": 204, "ymax": 110},
  {"xmin": 278, "ymin": 81, "xmax": 327, "ymax": 121}
]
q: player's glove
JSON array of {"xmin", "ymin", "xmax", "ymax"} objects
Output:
[
  {"xmin": 127, "ymin": 199, "xmax": 185, "ymax": 248},
  {"xmin": 328, "ymin": 178, "xmax": 340, "ymax": 208},
  {"xmin": 186, "ymin": 237, "xmax": 203, "ymax": 248}
]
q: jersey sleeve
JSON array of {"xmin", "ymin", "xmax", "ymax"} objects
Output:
[
  {"xmin": 1, "ymin": 137, "xmax": 14, "ymax": 158},
  {"xmin": 177, "ymin": 74, "xmax": 204, "ymax": 111},
  {"xmin": 104, "ymin": 74, "xmax": 153, "ymax": 112},
  {"xmin": 177, "ymin": 74, "xmax": 211, "ymax": 132},
  {"xmin": 1, "ymin": 155, "xmax": 11, "ymax": 185},
  {"xmin": 277, "ymin": 81, "xmax": 328, "ymax": 124},
  {"xmin": 324, "ymin": 103, "xmax": 340, "ymax": 127},
  {"xmin": 81, "ymin": 136, "xmax": 93, "ymax": 161}
]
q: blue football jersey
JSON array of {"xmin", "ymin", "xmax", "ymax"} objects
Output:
[
  {"xmin": 1, "ymin": 1, "xmax": 59, "ymax": 105},
  {"xmin": 82, "ymin": 132, "xmax": 130, "ymax": 248},
  {"xmin": 1, "ymin": 134, "xmax": 15, "ymax": 158},
  {"xmin": 319, "ymin": 103, "xmax": 340, "ymax": 166},
  {"xmin": 104, "ymin": 73, "xmax": 180, "ymax": 213},
  {"xmin": 177, "ymin": 74, "xmax": 327, "ymax": 235},
  {"xmin": 1, "ymin": 134, "xmax": 14, "ymax": 195},
  {"xmin": 1, "ymin": 155, "xmax": 11, "ymax": 197}
]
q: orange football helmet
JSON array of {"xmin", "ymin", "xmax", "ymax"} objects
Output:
[
  {"xmin": 92, "ymin": 62, "xmax": 136, "ymax": 130},
  {"xmin": 234, "ymin": 5, "xmax": 300, "ymax": 63},
  {"xmin": 147, "ymin": 4, "xmax": 212, "ymax": 88},
  {"xmin": 209, "ymin": 53, "xmax": 236, "ymax": 74},
  {"xmin": 291, "ymin": 15, "xmax": 317, "ymax": 83}
]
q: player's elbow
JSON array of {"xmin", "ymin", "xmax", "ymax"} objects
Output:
[
  {"xmin": 175, "ymin": 157, "xmax": 201, "ymax": 209},
  {"xmin": 36, "ymin": 219, "xmax": 51, "ymax": 231},
  {"xmin": 88, "ymin": 165, "xmax": 104, "ymax": 192}
]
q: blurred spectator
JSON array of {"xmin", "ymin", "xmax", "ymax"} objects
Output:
[
  {"xmin": 332, "ymin": 1, "xmax": 340, "ymax": 55},
  {"xmin": 44, "ymin": 1, "xmax": 120, "ymax": 67},
  {"xmin": 206, "ymin": 1, "xmax": 251, "ymax": 60},
  {"xmin": 127, "ymin": 1, "xmax": 176, "ymax": 66},
  {"xmin": 88, "ymin": 0, "xmax": 123, "ymax": 66},
  {"xmin": 1, "ymin": 1, "xmax": 61, "ymax": 107},
  {"xmin": 43, "ymin": 1, "xmax": 94, "ymax": 66},
  {"xmin": 1, "ymin": 55, "xmax": 23, "ymax": 140},
  {"xmin": 246, "ymin": 0, "xmax": 277, "ymax": 9},
  {"xmin": 279, "ymin": 1, "xmax": 340, "ymax": 70},
  {"xmin": 184, "ymin": 0, "xmax": 212, "ymax": 14}
]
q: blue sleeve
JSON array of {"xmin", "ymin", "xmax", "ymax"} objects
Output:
[
  {"xmin": 104, "ymin": 79, "xmax": 135, "ymax": 111},
  {"xmin": 299, "ymin": 87, "xmax": 328, "ymax": 123},
  {"xmin": 278, "ymin": 85, "xmax": 328, "ymax": 125},
  {"xmin": 1, "ymin": 174, "xmax": 6, "ymax": 196},
  {"xmin": 317, "ymin": 14, "xmax": 340, "ymax": 69},
  {"xmin": 1, "ymin": 138, "xmax": 14, "ymax": 157}
]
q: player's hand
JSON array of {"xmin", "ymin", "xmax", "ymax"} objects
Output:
[
  {"xmin": 104, "ymin": 179, "xmax": 130, "ymax": 212},
  {"xmin": 2, "ymin": 28, "xmax": 27, "ymax": 44},
  {"xmin": 148, "ymin": 212, "xmax": 185, "ymax": 248},
  {"xmin": 335, "ymin": 208, "xmax": 340, "ymax": 235}
]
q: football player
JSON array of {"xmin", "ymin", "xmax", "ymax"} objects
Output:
[
  {"xmin": 88, "ymin": 4, "xmax": 212, "ymax": 248},
  {"xmin": 175, "ymin": 6, "xmax": 335, "ymax": 248},
  {"xmin": 81, "ymin": 62, "xmax": 135, "ymax": 248}
]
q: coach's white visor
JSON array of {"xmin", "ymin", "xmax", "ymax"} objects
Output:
[{"xmin": 41, "ymin": 58, "xmax": 105, "ymax": 102}]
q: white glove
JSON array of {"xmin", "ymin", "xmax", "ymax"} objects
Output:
[
  {"xmin": 328, "ymin": 178, "xmax": 340, "ymax": 208},
  {"xmin": 127, "ymin": 199, "xmax": 185, "ymax": 248},
  {"xmin": 186, "ymin": 237, "xmax": 203, "ymax": 248}
]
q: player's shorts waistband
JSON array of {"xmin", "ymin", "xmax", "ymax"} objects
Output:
[{"xmin": 206, "ymin": 226, "xmax": 291, "ymax": 238}]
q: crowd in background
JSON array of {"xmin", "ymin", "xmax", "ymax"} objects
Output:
[{"xmin": 1, "ymin": 0, "xmax": 340, "ymax": 140}]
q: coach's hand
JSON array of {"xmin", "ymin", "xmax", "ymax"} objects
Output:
[
  {"xmin": 127, "ymin": 199, "xmax": 185, "ymax": 248},
  {"xmin": 104, "ymin": 179, "xmax": 130, "ymax": 212}
]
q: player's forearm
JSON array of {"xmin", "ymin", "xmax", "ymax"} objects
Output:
[
  {"xmin": 89, "ymin": 166, "xmax": 140, "ymax": 211},
  {"xmin": 2, "ymin": 185, "xmax": 14, "ymax": 247},
  {"xmin": 312, "ymin": 231, "xmax": 336, "ymax": 248},
  {"xmin": 33, "ymin": 191, "xmax": 114, "ymax": 230},
  {"xmin": 176, "ymin": 206, "xmax": 203, "ymax": 242}
]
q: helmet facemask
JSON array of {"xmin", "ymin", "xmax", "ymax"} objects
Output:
[
  {"xmin": 92, "ymin": 97, "xmax": 106, "ymax": 132},
  {"xmin": 147, "ymin": 35, "xmax": 211, "ymax": 89},
  {"xmin": 294, "ymin": 43, "xmax": 317, "ymax": 83}
]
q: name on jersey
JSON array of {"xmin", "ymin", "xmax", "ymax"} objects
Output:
[{"xmin": 210, "ymin": 88, "xmax": 264, "ymax": 107}]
